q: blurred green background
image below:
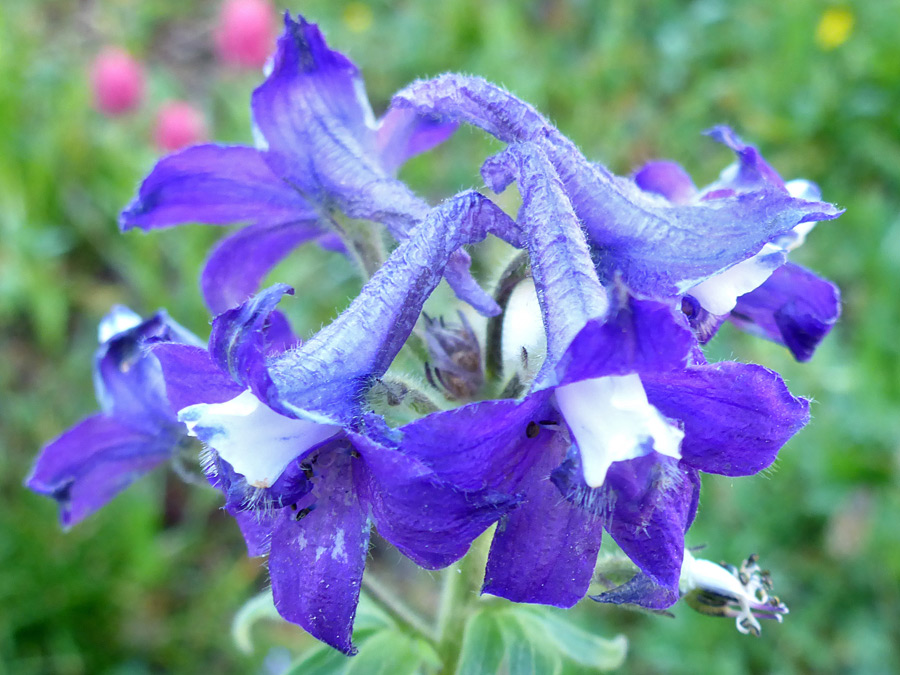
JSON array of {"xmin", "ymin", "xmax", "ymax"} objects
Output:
[{"xmin": 2, "ymin": 0, "xmax": 899, "ymax": 673}]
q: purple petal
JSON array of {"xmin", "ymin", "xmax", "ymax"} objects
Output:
[
  {"xmin": 272, "ymin": 192, "xmax": 519, "ymax": 421},
  {"xmin": 592, "ymin": 572, "xmax": 677, "ymax": 610},
  {"xmin": 483, "ymin": 430, "xmax": 603, "ymax": 607},
  {"xmin": 730, "ymin": 262, "xmax": 841, "ymax": 361},
  {"xmin": 353, "ymin": 432, "xmax": 514, "ymax": 569},
  {"xmin": 268, "ymin": 453, "xmax": 370, "ymax": 655},
  {"xmin": 603, "ymin": 454, "xmax": 698, "ymax": 599},
  {"xmin": 556, "ymin": 295, "xmax": 695, "ymax": 386},
  {"xmin": 93, "ymin": 311, "xmax": 197, "ymax": 434},
  {"xmin": 394, "ymin": 75, "xmax": 843, "ymax": 297},
  {"xmin": 154, "ymin": 344, "xmax": 244, "ymax": 411},
  {"xmin": 481, "ymin": 143, "xmax": 608, "ymax": 383},
  {"xmin": 26, "ymin": 414, "xmax": 173, "ymax": 528},
  {"xmin": 228, "ymin": 506, "xmax": 277, "ymax": 557},
  {"xmin": 201, "ymin": 221, "xmax": 326, "ymax": 314},
  {"xmin": 703, "ymin": 126, "xmax": 785, "ymax": 193},
  {"xmin": 642, "ymin": 361, "xmax": 810, "ymax": 476},
  {"xmin": 119, "ymin": 145, "xmax": 312, "ymax": 231},
  {"xmin": 376, "ymin": 107, "xmax": 459, "ymax": 175},
  {"xmin": 399, "ymin": 392, "xmax": 552, "ymax": 492},
  {"xmin": 209, "ymin": 284, "xmax": 296, "ymax": 411},
  {"xmin": 633, "ymin": 161, "xmax": 697, "ymax": 204},
  {"xmin": 252, "ymin": 19, "xmax": 499, "ymax": 315}
]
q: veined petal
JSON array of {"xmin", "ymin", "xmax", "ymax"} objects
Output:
[
  {"xmin": 730, "ymin": 262, "xmax": 841, "ymax": 361},
  {"xmin": 268, "ymin": 456, "xmax": 370, "ymax": 655},
  {"xmin": 119, "ymin": 144, "xmax": 312, "ymax": 231},
  {"xmin": 179, "ymin": 389, "xmax": 340, "ymax": 489},
  {"xmin": 481, "ymin": 143, "xmax": 608, "ymax": 382},
  {"xmin": 395, "ymin": 75, "xmax": 842, "ymax": 298},
  {"xmin": 201, "ymin": 221, "xmax": 327, "ymax": 314},
  {"xmin": 26, "ymin": 414, "xmax": 174, "ymax": 528},
  {"xmin": 483, "ymin": 430, "xmax": 603, "ymax": 607},
  {"xmin": 556, "ymin": 373, "xmax": 683, "ymax": 488},
  {"xmin": 642, "ymin": 361, "xmax": 810, "ymax": 476},
  {"xmin": 271, "ymin": 191, "xmax": 520, "ymax": 420}
]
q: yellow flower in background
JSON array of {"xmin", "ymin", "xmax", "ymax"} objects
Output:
[
  {"xmin": 343, "ymin": 2, "xmax": 374, "ymax": 34},
  {"xmin": 816, "ymin": 7, "xmax": 854, "ymax": 50}
]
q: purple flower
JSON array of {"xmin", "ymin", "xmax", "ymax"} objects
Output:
[
  {"xmin": 154, "ymin": 192, "xmax": 522, "ymax": 653},
  {"xmin": 391, "ymin": 75, "xmax": 842, "ymax": 351},
  {"xmin": 635, "ymin": 127, "xmax": 841, "ymax": 360},
  {"xmin": 119, "ymin": 14, "xmax": 499, "ymax": 316},
  {"xmin": 398, "ymin": 145, "xmax": 810, "ymax": 609},
  {"xmin": 25, "ymin": 307, "xmax": 202, "ymax": 528}
]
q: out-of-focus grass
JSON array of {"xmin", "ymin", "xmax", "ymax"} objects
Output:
[{"xmin": 2, "ymin": 0, "xmax": 899, "ymax": 673}]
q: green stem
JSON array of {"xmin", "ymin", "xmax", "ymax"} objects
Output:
[
  {"xmin": 361, "ymin": 573, "xmax": 438, "ymax": 645},
  {"xmin": 436, "ymin": 529, "xmax": 493, "ymax": 674}
]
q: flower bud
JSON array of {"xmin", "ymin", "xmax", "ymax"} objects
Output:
[
  {"xmin": 423, "ymin": 312, "xmax": 483, "ymax": 400},
  {"xmin": 215, "ymin": 0, "xmax": 277, "ymax": 69},
  {"xmin": 153, "ymin": 101, "xmax": 207, "ymax": 152},
  {"xmin": 90, "ymin": 47, "xmax": 145, "ymax": 116}
]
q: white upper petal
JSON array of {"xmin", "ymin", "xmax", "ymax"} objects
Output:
[
  {"xmin": 179, "ymin": 389, "xmax": 341, "ymax": 489},
  {"xmin": 688, "ymin": 243, "xmax": 785, "ymax": 315},
  {"xmin": 555, "ymin": 373, "xmax": 683, "ymax": 489},
  {"xmin": 98, "ymin": 306, "xmax": 143, "ymax": 343}
]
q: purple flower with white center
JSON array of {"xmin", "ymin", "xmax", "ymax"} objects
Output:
[
  {"xmin": 154, "ymin": 191, "xmax": 523, "ymax": 654},
  {"xmin": 635, "ymin": 126, "xmax": 841, "ymax": 360},
  {"xmin": 25, "ymin": 306, "xmax": 202, "ymax": 528},
  {"xmin": 119, "ymin": 14, "xmax": 498, "ymax": 317},
  {"xmin": 399, "ymin": 143, "xmax": 810, "ymax": 610},
  {"xmin": 391, "ymin": 75, "xmax": 842, "ymax": 343}
]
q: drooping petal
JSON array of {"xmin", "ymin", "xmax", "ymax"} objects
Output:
[
  {"xmin": 703, "ymin": 126, "xmax": 786, "ymax": 193},
  {"xmin": 353, "ymin": 430, "xmax": 514, "ymax": 570},
  {"xmin": 633, "ymin": 160, "xmax": 697, "ymax": 204},
  {"xmin": 209, "ymin": 284, "xmax": 298, "ymax": 410},
  {"xmin": 376, "ymin": 106, "xmax": 458, "ymax": 175},
  {"xmin": 482, "ymin": 430, "xmax": 603, "ymax": 607},
  {"xmin": 592, "ymin": 572, "xmax": 677, "ymax": 610},
  {"xmin": 729, "ymin": 262, "xmax": 841, "ymax": 361},
  {"xmin": 268, "ymin": 453, "xmax": 370, "ymax": 655},
  {"xmin": 481, "ymin": 143, "xmax": 608, "ymax": 383},
  {"xmin": 201, "ymin": 221, "xmax": 326, "ymax": 314},
  {"xmin": 602, "ymin": 454, "xmax": 699, "ymax": 601},
  {"xmin": 26, "ymin": 414, "xmax": 175, "ymax": 528},
  {"xmin": 271, "ymin": 191, "xmax": 520, "ymax": 421},
  {"xmin": 642, "ymin": 361, "xmax": 810, "ymax": 476},
  {"xmin": 394, "ymin": 75, "xmax": 842, "ymax": 297},
  {"xmin": 119, "ymin": 144, "xmax": 313, "ymax": 231},
  {"xmin": 154, "ymin": 344, "xmax": 244, "ymax": 413}
]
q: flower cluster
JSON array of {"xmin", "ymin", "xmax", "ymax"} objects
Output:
[{"xmin": 29, "ymin": 13, "xmax": 842, "ymax": 655}]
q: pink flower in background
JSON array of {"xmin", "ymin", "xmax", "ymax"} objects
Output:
[
  {"xmin": 214, "ymin": 0, "xmax": 276, "ymax": 69},
  {"xmin": 90, "ymin": 47, "xmax": 145, "ymax": 116},
  {"xmin": 153, "ymin": 102, "xmax": 207, "ymax": 151}
]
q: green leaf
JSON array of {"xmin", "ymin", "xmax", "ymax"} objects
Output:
[
  {"xmin": 500, "ymin": 616, "xmax": 563, "ymax": 675},
  {"xmin": 282, "ymin": 644, "xmax": 352, "ymax": 675},
  {"xmin": 345, "ymin": 630, "xmax": 436, "ymax": 675},
  {"xmin": 231, "ymin": 590, "xmax": 281, "ymax": 654},
  {"xmin": 456, "ymin": 609, "xmax": 505, "ymax": 675},
  {"xmin": 515, "ymin": 608, "xmax": 627, "ymax": 671}
]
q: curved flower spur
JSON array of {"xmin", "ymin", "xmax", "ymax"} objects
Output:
[
  {"xmin": 153, "ymin": 191, "xmax": 525, "ymax": 654},
  {"xmin": 391, "ymin": 74, "xmax": 843, "ymax": 359},
  {"xmin": 119, "ymin": 14, "xmax": 498, "ymax": 317},
  {"xmin": 398, "ymin": 143, "xmax": 810, "ymax": 612},
  {"xmin": 25, "ymin": 307, "xmax": 202, "ymax": 527}
]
